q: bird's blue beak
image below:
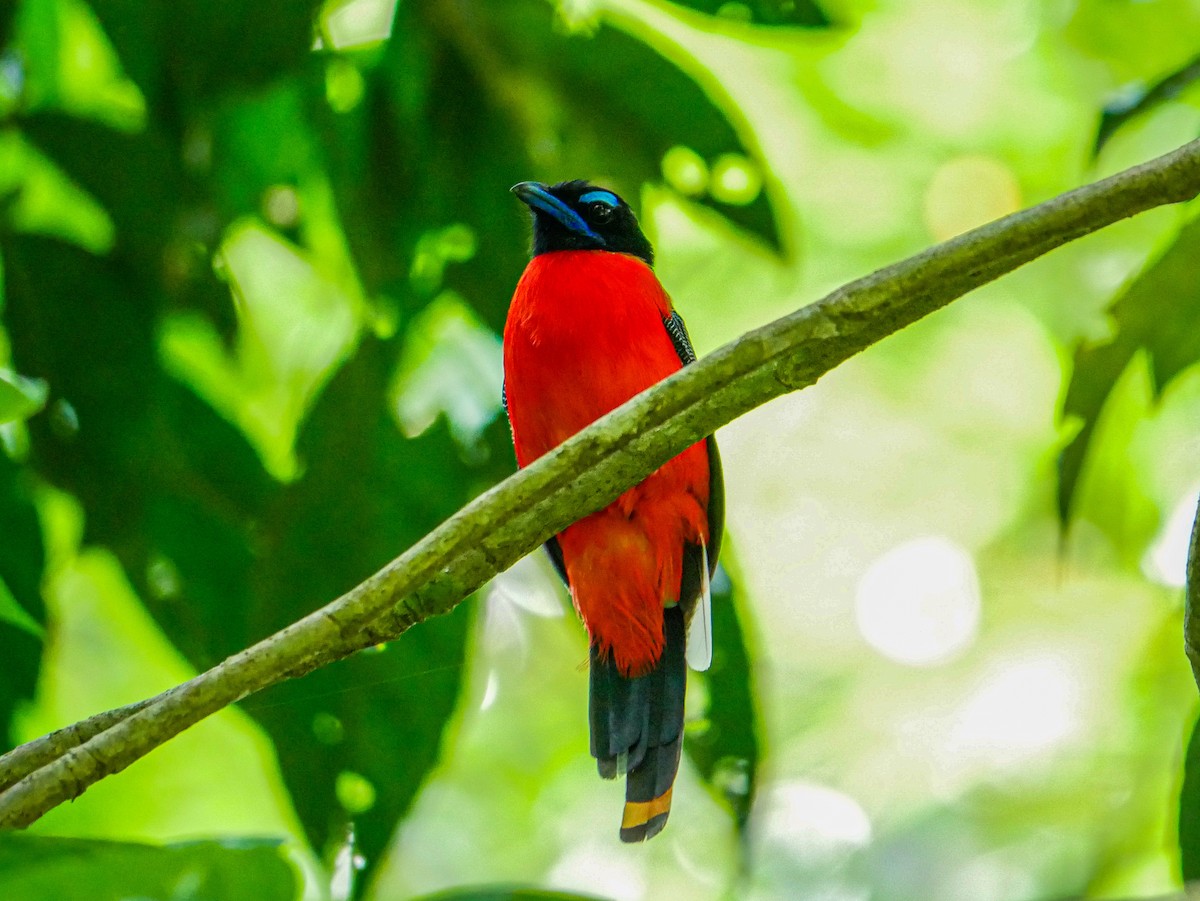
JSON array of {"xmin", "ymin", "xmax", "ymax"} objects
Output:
[{"xmin": 511, "ymin": 182, "xmax": 605, "ymax": 245}]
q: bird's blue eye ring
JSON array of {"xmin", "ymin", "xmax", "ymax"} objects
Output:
[{"xmin": 579, "ymin": 190, "xmax": 619, "ymax": 208}]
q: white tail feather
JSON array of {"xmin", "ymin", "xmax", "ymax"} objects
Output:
[{"xmin": 686, "ymin": 538, "xmax": 712, "ymax": 672}]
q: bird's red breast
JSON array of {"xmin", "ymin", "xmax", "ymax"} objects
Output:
[{"xmin": 503, "ymin": 250, "xmax": 711, "ymax": 676}]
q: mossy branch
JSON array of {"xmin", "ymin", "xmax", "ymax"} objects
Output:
[{"xmin": 2, "ymin": 138, "xmax": 1199, "ymax": 828}]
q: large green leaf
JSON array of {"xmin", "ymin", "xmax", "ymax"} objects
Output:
[
  {"xmin": 3, "ymin": 0, "xmax": 775, "ymax": 885},
  {"xmin": 245, "ymin": 336, "xmax": 512, "ymax": 871},
  {"xmin": 684, "ymin": 544, "xmax": 761, "ymax": 833},
  {"xmin": 0, "ymin": 834, "xmax": 297, "ymax": 901},
  {"xmin": 317, "ymin": 0, "xmax": 785, "ymax": 342},
  {"xmin": 465, "ymin": 0, "xmax": 784, "ymax": 251},
  {"xmin": 1180, "ymin": 713, "xmax": 1200, "ymax": 880},
  {"xmin": 84, "ymin": 0, "xmax": 324, "ymax": 111},
  {"xmin": 0, "ymin": 368, "xmax": 47, "ymax": 424},
  {"xmin": 1058, "ymin": 214, "xmax": 1200, "ymax": 530}
]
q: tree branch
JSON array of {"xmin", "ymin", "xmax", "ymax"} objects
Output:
[{"xmin": 2, "ymin": 138, "xmax": 1198, "ymax": 829}]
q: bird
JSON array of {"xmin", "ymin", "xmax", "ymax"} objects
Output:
[{"xmin": 502, "ymin": 179, "xmax": 724, "ymax": 842}]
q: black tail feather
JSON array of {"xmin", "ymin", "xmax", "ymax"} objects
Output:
[{"xmin": 589, "ymin": 606, "xmax": 687, "ymax": 842}]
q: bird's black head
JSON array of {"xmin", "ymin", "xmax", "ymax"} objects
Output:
[{"xmin": 511, "ymin": 180, "xmax": 654, "ymax": 266}]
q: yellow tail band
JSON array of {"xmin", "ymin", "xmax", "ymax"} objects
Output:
[{"xmin": 621, "ymin": 787, "xmax": 674, "ymax": 830}]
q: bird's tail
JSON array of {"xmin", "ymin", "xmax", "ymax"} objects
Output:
[{"xmin": 589, "ymin": 605, "xmax": 687, "ymax": 842}]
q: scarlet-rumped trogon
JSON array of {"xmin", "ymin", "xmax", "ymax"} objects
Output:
[{"xmin": 502, "ymin": 180, "xmax": 724, "ymax": 842}]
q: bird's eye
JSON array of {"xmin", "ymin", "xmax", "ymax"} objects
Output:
[{"xmin": 590, "ymin": 202, "xmax": 614, "ymax": 222}]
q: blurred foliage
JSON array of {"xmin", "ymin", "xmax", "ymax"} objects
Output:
[
  {"xmin": 0, "ymin": 0, "xmax": 770, "ymax": 896},
  {"xmin": 1058, "ymin": 215, "xmax": 1200, "ymax": 535},
  {"xmin": 683, "ymin": 549, "xmax": 760, "ymax": 829},
  {"xmin": 1182, "ymin": 715, "xmax": 1200, "ymax": 881},
  {"xmin": 1094, "ymin": 53, "xmax": 1200, "ymax": 155},
  {"xmin": 665, "ymin": 0, "xmax": 830, "ymax": 28},
  {"xmin": 2, "ymin": 0, "xmax": 1200, "ymax": 899},
  {"xmin": 0, "ymin": 833, "xmax": 297, "ymax": 901}
]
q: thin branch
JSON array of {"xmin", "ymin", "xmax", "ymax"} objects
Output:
[{"xmin": 1, "ymin": 138, "xmax": 1198, "ymax": 829}]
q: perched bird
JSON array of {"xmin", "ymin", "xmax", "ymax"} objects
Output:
[{"xmin": 502, "ymin": 180, "xmax": 724, "ymax": 842}]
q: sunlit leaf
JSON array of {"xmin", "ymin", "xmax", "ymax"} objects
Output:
[
  {"xmin": 0, "ymin": 575, "xmax": 43, "ymax": 638},
  {"xmin": 391, "ymin": 291, "xmax": 503, "ymax": 448},
  {"xmin": 0, "ymin": 834, "xmax": 297, "ymax": 901},
  {"xmin": 14, "ymin": 0, "xmax": 145, "ymax": 131},
  {"xmin": 0, "ymin": 131, "xmax": 115, "ymax": 253},
  {"xmin": 161, "ymin": 220, "xmax": 361, "ymax": 480},
  {"xmin": 1058, "ymin": 214, "xmax": 1200, "ymax": 533},
  {"xmin": 0, "ymin": 367, "xmax": 48, "ymax": 424},
  {"xmin": 320, "ymin": 0, "xmax": 398, "ymax": 50}
]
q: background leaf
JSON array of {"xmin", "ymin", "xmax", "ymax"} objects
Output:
[
  {"xmin": 0, "ymin": 368, "xmax": 46, "ymax": 423},
  {"xmin": 1094, "ymin": 53, "xmax": 1200, "ymax": 156},
  {"xmin": 0, "ymin": 834, "xmax": 297, "ymax": 901},
  {"xmin": 1058, "ymin": 214, "xmax": 1200, "ymax": 531},
  {"xmin": 665, "ymin": 0, "xmax": 831, "ymax": 28},
  {"xmin": 684, "ymin": 545, "xmax": 761, "ymax": 833}
]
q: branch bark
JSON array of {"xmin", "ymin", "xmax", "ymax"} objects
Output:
[{"xmin": 2, "ymin": 138, "xmax": 1199, "ymax": 828}]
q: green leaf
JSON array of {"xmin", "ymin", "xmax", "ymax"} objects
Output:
[
  {"xmin": 1058, "ymin": 214, "xmax": 1200, "ymax": 531},
  {"xmin": 0, "ymin": 834, "xmax": 297, "ymax": 901},
  {"xmin": 664, "ymin": 0, "xmax": 831, "ymax": 27},
  {"xmin": 14, "ymin": 0, "xmax": 146, "ymax": 131},
  {"xmin": 1094, "ymin": 53, "xmax": 1200, "ymax": 156},
  {"xmin": 1180, "ymin": 713, "xmax": 1200, "ymax": 880},
  {"xmin": 87, "ymin": 0, "xmax": 325, "ymax": 110},
  {"xmin": 684, "ymin": 542, "xmax": 761, "ymax": 833},
  {"xmin": 246, "ymin": 338, "xmax": 514, "ymax": 877},
  {"xmin": 465, "ymin": 0, "xmax": 785, "ymax": 251},
  {"xmin": 391, "ymin": 291, "xmax": 503, "ymax": 448},
  {"xmin": 0, "ymin": 132, "xmax": 115, "ymax": 253},
  {"xmin": 0, "ymin": 367, "xmax": 48, "ymax": 424},
  {"xmin": 161, "ymin": 219, "xmax": 361, "ymax": 481},
  {"xmin": 0, "ymin": 574, "xmax": 43, "ymax": 638}
]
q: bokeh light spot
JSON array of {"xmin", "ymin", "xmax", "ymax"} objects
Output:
[
  {"xmin": 336, "ymin": 770, "xmax": 377, "ymax": 814},
  {"xmin": 855, "ymin": 536, "xmax": 981, "ymax": 667},
  {"xmin": 313, "ymin": 712, "xmax": 346, "ymax": 745},
  {"xmin": 662, "ymin": 145, "xmax": 709, "ymax": 196},
  {"xmin": 710, "ymin": 153, "xmax": 762, "ymax": 205},
  {"xmin": 754, "ymin": 780, "xmax": 872, "ymax": 860},
  {"xmin": 951, "ymin": 656, "xmax": 1080, "ymax": 764},
  {"xmin": 548, "ymin": 842, "xmax": 647, "ymax": 901},
  {"xmin": 325, "ymin": 58, "xmax": 365, "ymax": 113},
  {"xmin": 262, "ymin": 184, "xmax": 301, "ymax": 229},
  {"xmin": 923, "ymin": 155, "xmax": 1021, "ymax": 241}
]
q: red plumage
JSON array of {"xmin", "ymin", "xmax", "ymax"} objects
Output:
[
  {"xmin": 503, "ymin": 250, "xmax": 711, "ymax": 676},
  {"xmin": 503, "ymin": 179, "xmax": 722, "ymax": 842}
]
